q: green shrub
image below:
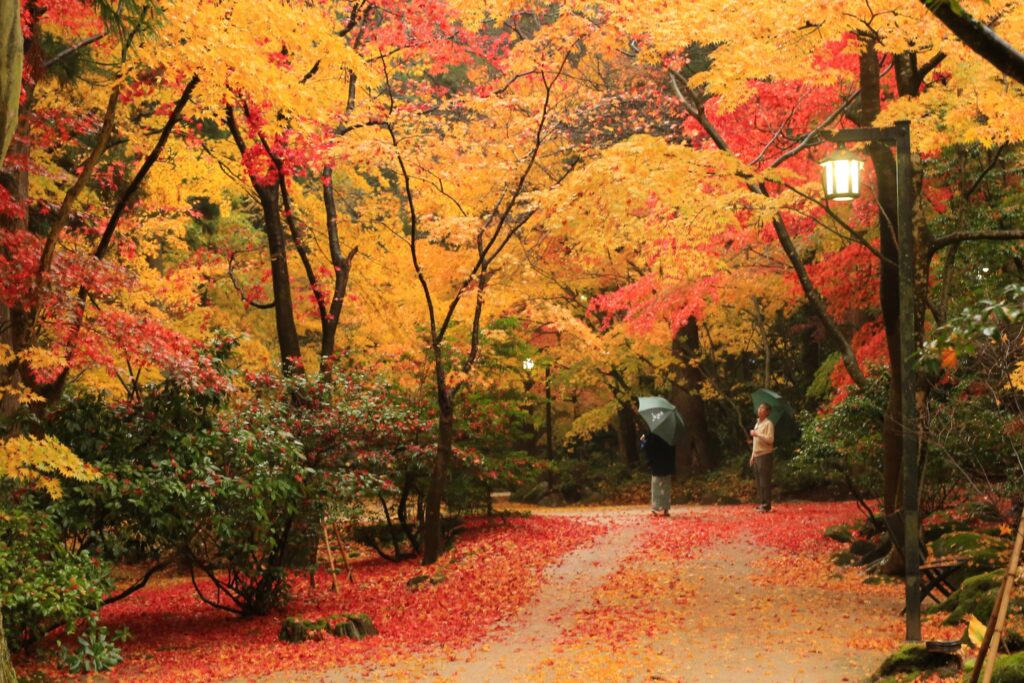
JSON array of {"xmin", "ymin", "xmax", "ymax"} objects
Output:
[
  {"xmin": 180, "ymin": 420, "xmax": 313, "ymax": 616},
  {"xmin": 0, "ymin": 485, "xmax": 116, "ymax": 664},
  {"xmin": 55, "ymin": 617, "xmax": 130, "ymax": 673},
  {"xmin": 787, "ymin": 374, "xmax": 888, "ymax": 499}
]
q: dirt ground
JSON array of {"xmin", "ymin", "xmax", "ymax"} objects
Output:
[{"xmin": 269, "ymin": 505, "xmax": 902, "ymax": 683}]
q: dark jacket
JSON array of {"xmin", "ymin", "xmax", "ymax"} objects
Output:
[{"xmin": 642, "ymin": 433, "xmax": 676, "ymax": 477}]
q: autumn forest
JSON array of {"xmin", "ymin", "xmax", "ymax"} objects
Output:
[{"xmin": 3, "ymin": 0, "xmax": 1024, "ymax": 681}]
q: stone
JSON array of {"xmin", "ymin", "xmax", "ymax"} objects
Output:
[
  {"xmin": 872, "ymin": 643, "xmax": 959, "ymax": 680},
  {"xmin": 347, "ymin": 613, "xmax": 378, "ymax": 637},
  {"xmin": 537, "ymin": 491, "xmax": 565, "ymax": 507},
  {"xmin": 992, "ymin": 651, "xmax": 1024, "ymax": 683},
  {"xmin": 522, "ymin": 481, "xmax": 551, "ymax": 504},
  {"xmin": 932, "ymin": 532, "xmax": 1009, "ymax": 571},
  {"xmin": 860, "ymin": 539, "xmax": 892, "ymax": 565},
  {"xmin": 279, "ymin": 617, "xmax": 310, "ymax": 643},
  {"xmin": 824, "ymin": 523, "xmax": 855, "ymax": 544},
  {"xmin": 342, "ymin": 620, "xmax": 362, "ymax": 640},
  {"xmin": 406, "ymin": 574, "xmax": 430, "ymax": 589},
  {"xmin": 850, "ymin": 539, "xmax": 876, "ymax": 556},
  {"xmin": 831, "ymin": 550, "xmax": 858, "ymax": 566}
]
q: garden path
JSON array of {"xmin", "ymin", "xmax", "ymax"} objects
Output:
[{"xmin": 291, "ymin": 505, "xmax": 903, "ymax": 683}]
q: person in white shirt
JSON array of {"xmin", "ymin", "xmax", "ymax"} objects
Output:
[{"xmin": 749, "ymin": 403, "xmax": 775, "ymax": 512}]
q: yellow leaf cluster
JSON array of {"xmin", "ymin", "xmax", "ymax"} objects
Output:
[
  {"xmin": 142, "ymin": 0, "xmax": 376, "ymax": 133},
  {"xmin": 1009, "ymin": 361, "xmax": 1024, "ymax": 392},
  {"xmin": 1, "ymin": 435, "xmax": 99, "ymax": 499}
]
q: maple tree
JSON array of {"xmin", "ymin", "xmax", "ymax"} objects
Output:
[
  {"xmin": 587, "ymin": 0, "xmax": 1024, "ymax": 518},
  {"xmin": 5, "ymin": 0, "xmax": 1024, "ymax": 678}
]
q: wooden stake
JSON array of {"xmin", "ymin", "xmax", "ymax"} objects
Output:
[
  {"xmin": 976, "ymin": 507, "xmax": 1024, "ymax": 683},
  {"xmin": 322, "ymin": 523, "xmax": 339, "ymax": 593},
  {"xmin": 333, "ymin": 521, "xmax": 354, "ymax": 584}
]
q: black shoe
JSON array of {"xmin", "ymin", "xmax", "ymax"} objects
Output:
[{"xmin": 758, "ymin": 505, "xmax": 772, "ymax": 513}]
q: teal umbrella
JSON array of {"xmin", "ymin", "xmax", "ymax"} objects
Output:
[
  {"xmin": 637, "ymin": 396, "xmax": 687, "ymax": 447},
  {"xmin": 751, "ymin": 388, "xmax": 797, "ymax": 444}
]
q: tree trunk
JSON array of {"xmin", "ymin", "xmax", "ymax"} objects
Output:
[
  {"xmin": 0, "ymin": 612, "xmax": 15, "ymax": 683},
  {"xmin": 671, "ymin": 318, "xmax": 717, "ymax": 476},
  {"xmin": 544, "ymin": 366, "xmax": 554, "ymax": 460},
  {"xmin": 0, "ymin": 40, "xmax": 35, "ymax": 416},
  {"xmin": 0, "ymin": 0, "xmax": 21, "ymax": 162},
  {"xmin": 616, "ymin": 401, "xmax": 639, "ymax": 469},
  {"xmin": 421, "ymin": 396, "xmax": 454, "ymax": 565},
  {"xmin": 255, "ymin": 185, "xmax": 303, "ymax": 374}
]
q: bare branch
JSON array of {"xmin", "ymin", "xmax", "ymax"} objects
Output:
[
  {"xmin": 39, "ymin": 86, "xmax": 120, "ymax": 278},
  {"xmin": 929, "ymin": 229, "xmax": 1024, "ymax": 255},
  {"xmin": 94, "ymin": 74, "xmax": 200, "ymax": 260},
  {"xmin": 227, "ymin": 252, "xmax": 276, "ymax": 309},
  {"xmin": 44, "ymin": 32, "xmax": 105, "ymax": 68},
  {"xmin": 919, "ymin": 0, "xmax": 1024, "ymax": 86}
]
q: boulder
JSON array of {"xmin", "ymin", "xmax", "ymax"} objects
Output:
[
  {"xmin": 938, "ymin": 570, "xmax": 1002, "ymax": 624},
  {"xmin": 824, "ymin": 523, "xmax": 855, "ymax": 544},
  {"xmin": 872, "ymin": 643, "xmax": 959, "ymax": 680},
  {"xmin": 831, "ymin": 550, "xmax": 858, "ymax": 566},
  {"xmin": 931, "ymin": 532, "xmax": 1009, "ymax": 572},
  {"xmin": 280, "ymin": 614, "xmax": 378, "ymax": 643},
  {"xmin": 537, "ymin": 491, "xmax": 565, "ymax": 507},
  {"xmin": 850, "ymin": 539, "xmax": 876, "ymax": 557},
  {"xmin": 993, "ymin": 651, "xmax": 1024, "ymax": 683},
  {"xmin": 860, "ymin": 539, "xmax": 892, "ymax": 565},
  {"xmin": 522, "ymin": 481, "xmax": 551, "ymax": 504}
]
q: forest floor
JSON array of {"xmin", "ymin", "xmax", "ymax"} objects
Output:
[
  {"xmin": 279, "ymin": 504, "xmax": 917, "ymax": 683},
  {"xmin": 20, "ymin": 502, "xmax": 965, "ymax": 683}
]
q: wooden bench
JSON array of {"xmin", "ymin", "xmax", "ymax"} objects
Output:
[{"xmin": 885, "ymin": 512, "xmax": 966, "ymax": 608}]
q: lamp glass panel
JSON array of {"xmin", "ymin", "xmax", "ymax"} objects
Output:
[{"xmin": 821, "ymin": 156, "xmax": 862, "ymax": 200}]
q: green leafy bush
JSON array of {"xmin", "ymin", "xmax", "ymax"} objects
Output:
[
  {"xmin": 55, "ymin": 618, "xmax": 130, "ymax": 673},
  {"xmin": 179, "ymin": 413, "xmax": 313, "ymax": 616},
  {"xmin": 0, "ymin": 485, "xmax": 114, "ymax": 657},
  {"xmin": 784, "ymin": 374, "xmax": 888, "ymax": 499}
]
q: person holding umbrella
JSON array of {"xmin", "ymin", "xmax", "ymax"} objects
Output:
[
  {"xmin": 749, "ymin": 402, "xmax": 775, "ymax": 512},
  {"xmin": 641, "ymin": 431, "xmax": 675, "ymax": 516},
  {"xmin": 637, "ymin": 397, "xmax": 686, "ymax": 517}
]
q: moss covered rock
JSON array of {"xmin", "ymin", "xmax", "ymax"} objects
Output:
[
  {"xmin": 931, "ymin": 532, "xmax": 1009, "ymax": 572},
  {"xmin": 824, "ymin": 523, "xmax": 855, "ymax": 544},
  {"xmin": 937, "ymin": 570, "xmax": 1002, "ymax": 624},
  {"xmin": 872, "ymin": 644, "xmax": 959, "ymax": 680},
  {"xmin": 850, "ymin": 539, "xmax": 876, "ymax": 556},
  {"xmin": 993, "ymin": 651, "xmax": 1024, "ymax": 683},
  {"xmin": 279, "ymin": 614, "xmax": 377, "ymax": 643}
]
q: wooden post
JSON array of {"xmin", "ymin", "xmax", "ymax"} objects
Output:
[
  {"xmin": 332, "ymin": 522, "xmax": 354, "ymax": 584},
  {"xmin": 322, "ymin": 524, "xmax": 339, "ymax": 593},
  {"xmin": 976, "ymin": 508, "xmax": 1024, "ymax": 683}
]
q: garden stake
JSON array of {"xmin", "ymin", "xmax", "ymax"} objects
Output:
[
  {"xmin": 332, "ymin": 522, "xmax": 354, "ymax": 583},
  {"xmin": 971, "ymin": 575, "xmax": 1007, "ymax": 683},
  {"xmin": 975, "ymin": 506, "xmax": 1024, "ymax": 683},
  {"xmin": 322, "ymin": 523, "xmax": 339, "ymax": 593}
]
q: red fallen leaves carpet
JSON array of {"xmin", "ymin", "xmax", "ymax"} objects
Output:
[
  {"xmin": 16, "ymin": 502, "xmax": 963, "ymax": 682},
  {"xmin": 20, "ymin": 516, "xmax": 607, "ymax": 682}
]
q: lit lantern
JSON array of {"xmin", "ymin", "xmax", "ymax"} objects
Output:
[{"xmin": 820, "ymin": 147, "xmax": 863, "ymax": 201}]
